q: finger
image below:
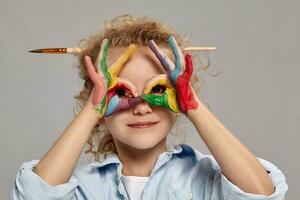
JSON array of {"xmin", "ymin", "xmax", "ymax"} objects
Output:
[
  {"xmin": 182, "ymin": 54, "xmax": 193, "ymax": 80},
  {"xmin": 148, "ymin": 40, "xmax": 174, "ymax": 72},
  {"xmin": 165, "ymin": 87, "xmax": 180, "ymax": 113},
  {"xmin": 115, "ymin": 77, "xmax": 139, "ymax": 97},
  {"xmin": 106, "ymin": 95, "xmax": 119, "ymax": 116},
  {"xmin": 168, "ymin": 35, "xmax": 185, "ymax": 69},
  {"xmin": 108, "ymin": 44, "xmax": 137, "ymax": 78},
  {"xmin": 105, "ymin": 96, "xmax": 142, "ymax": 117},
  {"xmin": 84, "ymin": 55, "xmax": 107, "ymax": 105},
  {"xmin": 142, "ymin": 93, "xmax": 167, "ymax": 107},
  {"xmin": 128, "ymin": 97, "xmax": 142, "ymax": 107},
  {"xmin": 84, "ymin": 55, "xmax": 104, "ymax": 83},
  {"xmin": 143, "ymin": 74, "xmax": 172, "ymax": 94},
  {"xmin": 168, "ymin": 35, "xmax": 185, "ymax": 77},
  {"xmin": 118, "ymin": 97, "xmax": 141, "ymax": 110},
  {"xmin": 96, "ymin": 95, "xmax": 107, "ymax": 115},
  {"xmin": 84, "ymin": 55, "xmax": 98, "ymax": 82},
  {"xmin": 94, "ymin": 78, "xmax": 107, "ymax": 105},
  {"xmin": 95, "ymin": 38, "xmax": 109, "ymax": 74}
]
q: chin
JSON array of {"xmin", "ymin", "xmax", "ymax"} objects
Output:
[
  {"xmin": 129, "ymin": 140, "xmax": 162, "ymax": 150},
  {"xmin": 117, "ymin": 132, "xmax": 167, "ymax": 150}
]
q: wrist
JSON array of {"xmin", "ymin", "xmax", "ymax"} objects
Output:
[
  {"xmin": 186, "ymin": 98, "xmax": 206, "ymax": 122},
  {"xmin": 82, "ymin": 102, "xmax": 102, "ymax": 124}
]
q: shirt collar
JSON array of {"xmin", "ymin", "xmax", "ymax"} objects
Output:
[{"xmin": 90, "ymin": 143, "xmax": 190, "ymax": 169}]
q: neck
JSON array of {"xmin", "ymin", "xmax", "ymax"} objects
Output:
[{"xmin": 114, "ymin": 138, "xmax": 167, "ymax": 177}]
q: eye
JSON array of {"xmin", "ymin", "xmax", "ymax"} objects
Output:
[
  {"xmin": 151, "ymin": 85, "xmax": 166, "ymax": 94},
  {"xmin": 116, "ymin": 88, "xmax": 132, "ymax": 98}
]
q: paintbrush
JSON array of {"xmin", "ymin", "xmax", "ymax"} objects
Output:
[{"xmin": 28, "ymin": 46, "xmax": 216, "ymax": 54}]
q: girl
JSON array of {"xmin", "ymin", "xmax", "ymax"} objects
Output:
[{"xmin": 11, "ymin": 15, "xmax": 288, "ymax": 200}]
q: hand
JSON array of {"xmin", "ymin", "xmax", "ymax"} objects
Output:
[
  {"xmin": 145, "ymin": 35, "xmax": 199, "ymax": 113},
  {"xmin": 84, "ymin": 38, "xmax": 140, "ymax": 123},
  {"xmin": 142, "ymin": 74, "xmax": 180, "ymax": 113},
  {"xmin": 106, "ymin": 77, "xmax": 141, "ymax": 116}
]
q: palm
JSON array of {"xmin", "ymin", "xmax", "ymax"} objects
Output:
[
  {"xmin": 147, "ymin": 36, "xmax": 198, "ymax": 113},
  {"xmin": 84, "ymin": 39, "xmax": 138, "ymax": 122},
  {"xmin": 84, "ymin": 56, "xmax": 107, "ymax": 112}
]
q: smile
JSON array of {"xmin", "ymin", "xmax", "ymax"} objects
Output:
[{"xmin": 127, "ymin": 121, "xmax": 159, "ymax": 129}]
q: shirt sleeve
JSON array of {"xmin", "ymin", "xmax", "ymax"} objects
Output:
[
  {"xmin": 11, "ymin": 159, "xmax": 80, "ymax": 200},
  {"xmin": 219, "ymin": 157, "xmax": 288, "ymax": 200}
]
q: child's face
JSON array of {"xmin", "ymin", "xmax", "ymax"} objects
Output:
[{"xmin": 104, "ymin": 45, "xmax": 176, "ymax": 150}]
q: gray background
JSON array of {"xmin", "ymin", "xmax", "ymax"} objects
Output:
[{"xmin": 0, "ymin": 0, "xmax": 298, "ymax": 199}]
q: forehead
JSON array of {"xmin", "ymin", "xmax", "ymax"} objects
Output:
[
  {"xmin": 106, "ymin": 45, "xmax": 174, "ymax": 83},
  {"xmin": 106, "ymin": 45, "xmax": 175, "ymax": 70}
]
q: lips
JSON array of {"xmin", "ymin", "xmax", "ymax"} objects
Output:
[{"xmin": 127, "ymin": 121, "xmax": 159, "ymax": 128}]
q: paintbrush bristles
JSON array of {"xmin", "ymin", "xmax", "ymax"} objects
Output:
[
  {"xmin": 29, "ymin": 48, "xmax": 68, "ymax": 54},
  {"xmin": 28, "ymin": 46, "xmax": 216, "ymax": 54}
]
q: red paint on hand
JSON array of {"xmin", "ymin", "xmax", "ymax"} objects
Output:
[{"xmin": 176, "ymin": 54, "xmax": 198, "ymax": 113}]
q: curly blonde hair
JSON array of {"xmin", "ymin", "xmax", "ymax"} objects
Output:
[{"xmin": 73, "ymin": 14, "xmax": 213, "ymax": 162}]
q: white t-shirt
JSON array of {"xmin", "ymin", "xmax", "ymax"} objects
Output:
[{"xmin": 121, "ymin": 175, "xmax": 149, "ymax": 200}]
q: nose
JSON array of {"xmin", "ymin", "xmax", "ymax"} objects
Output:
[{"xmin": 132, "ymin": 99, "xmax": 153, "ymax": 115}]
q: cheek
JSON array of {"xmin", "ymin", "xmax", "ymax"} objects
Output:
[
  {"xmin": 104, "ymin": 113, "xmax": 127, "ymax": 134},
  {"xmin": 155, "ymin": 107, "xmax": 176, "ymax": 128}
]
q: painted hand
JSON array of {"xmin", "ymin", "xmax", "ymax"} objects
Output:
[
  {"xmin": 106, "ymin": 78, "xmax": 141, "ymax": 116},
  {"xmin": 142, "ymin": 74, "xmax": 180, "ymax": 113},
  {"xmin": 84, "ymin": 39, "xmax": 140, "ymax": 123},
  {"xmin": 146, "ymin": 35, "xmax": 199, "ymax": 113}
]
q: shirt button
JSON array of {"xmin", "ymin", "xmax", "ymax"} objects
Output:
[{"xmin": 189, "ymin": 191, "xmax": 193, "ymax": 199}]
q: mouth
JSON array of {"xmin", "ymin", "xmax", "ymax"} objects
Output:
[{"xmin": 127, "ymin": 121, "xmax": 159, "ymax": 129}]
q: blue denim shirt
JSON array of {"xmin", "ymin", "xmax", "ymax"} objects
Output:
[{"xmin": 11, "ymin": 143, "xmax": 288, "ymax": 200}]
